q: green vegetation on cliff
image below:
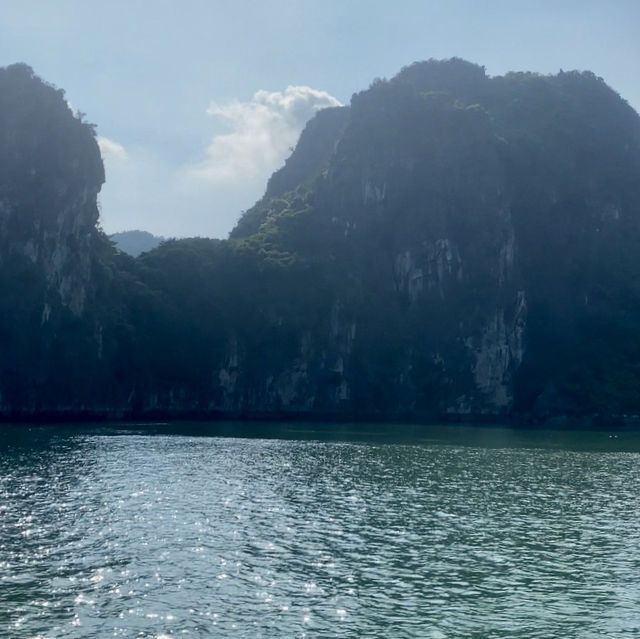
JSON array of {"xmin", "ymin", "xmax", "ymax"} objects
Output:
[{"xmin": 2, "ymin": 59, "xmax": 640, "ymax": 422}]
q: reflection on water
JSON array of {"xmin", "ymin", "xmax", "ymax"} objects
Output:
[{"xmin": 1, "ymin": 423, "xmax": 640, "ymax": 637}]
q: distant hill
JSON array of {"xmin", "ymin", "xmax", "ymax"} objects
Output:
[{"xmin": 110, "ymin": 230, "xmax": 164, "ymax": 256}]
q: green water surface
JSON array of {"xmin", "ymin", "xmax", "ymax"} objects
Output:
[{"xmin": 1, "ymin": 423, "xmax": 639, "ymax": 638}]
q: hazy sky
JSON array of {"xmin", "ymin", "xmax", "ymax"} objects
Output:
[{"xmin": 1, "ymin": 1, "xmax": 639, "ymax": 238}]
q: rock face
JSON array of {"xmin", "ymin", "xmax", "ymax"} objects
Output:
[
  {"xmin": 0, "ymin": 63, "xmax": 104, "ymax": 317},
  {"xmin": 220, "ymin": 59, "xmax": 640, "ymax": 420},
  {"xmin": 2, "ymin": 59, "xmax": 640, "ymax": 422},
  {"xmin": 0, "ymin": 64, "xmax": 105, "ymax": 414}
]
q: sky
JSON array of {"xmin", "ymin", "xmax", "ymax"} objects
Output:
[{"xmin": 1, "ymin": 0, "xmax": 639, "ymax": 239}]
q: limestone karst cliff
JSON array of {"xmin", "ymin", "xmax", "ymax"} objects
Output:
[
  {"xmin": 0, "ymin": 63, "xmax": 109, "ymax": 413},
  {"xmin": 217, "ymin": 59, "xmax": 640, "ymax": 420},
  {"xmin": 2, "ymin": 59, "xmax": 640, "ymax": 422},
  {"xmin": 0, "ymin": 63, "xmax": 104, "ymax": 316}
]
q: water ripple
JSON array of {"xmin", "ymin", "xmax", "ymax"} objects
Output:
[{"xmin": 1, "ymin": 427, "xmax": 640, "ymax": 637}]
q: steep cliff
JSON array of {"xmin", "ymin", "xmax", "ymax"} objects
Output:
[
  {"xmin": 219, "ymin": 59, "xmax": 640, "ymax": 420},
  {"xmin": 0, "ymin": 64, "xmax": 108, "ymax": 414},
  {"xmin": 0, "ymin": 63, "xmax": 104, "ymax": 316},
  {"xmin": 2, "ymin": 59, "xmax": 640, "ymax": 422}
]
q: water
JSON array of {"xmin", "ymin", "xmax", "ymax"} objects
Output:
[{"xmin": 1, "ymin": 423, "xmax": 640, "ymax": 638}]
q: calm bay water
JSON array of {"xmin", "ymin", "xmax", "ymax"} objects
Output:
[{"xmin": 1, "ymin": 423, "xmax": 640, "ymax": 638}]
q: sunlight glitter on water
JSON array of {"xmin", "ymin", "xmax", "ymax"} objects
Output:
[{"xmin": 2, "ymin": 425, "xmax": 640, "ymax": 637}]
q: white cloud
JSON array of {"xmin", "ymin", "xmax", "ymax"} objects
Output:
[
  {"xmin": 97, "ymin": 86, "xmax": 341, "ymax": 238},
  {"xmin": 188, "ymin": 85, "xmax": 341, "ymax": 184},
  {"xmin": 97, "ymin": 136, "xmax": 128, "ymax": 161}
]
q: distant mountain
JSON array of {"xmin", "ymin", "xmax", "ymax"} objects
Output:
[
  {"xmin": 2, "ymin": 58, "xmax": 640, "ymax": 424},
  {"xmin": 110, "ymin": 230, "xmax": 164, "ymax": 257}
]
